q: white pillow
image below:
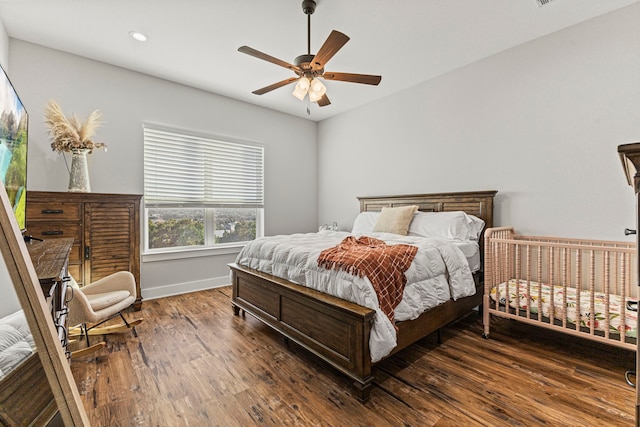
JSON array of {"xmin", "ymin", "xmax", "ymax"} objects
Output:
[
  {"xmin": 465, "ymin": 214, "xmax": 485, "ymax": 241},
  {"xmin": 408, "ymin": 211, "xmax": 470, "ymax": 240},
  {"xmin": 351, "ymin": 211, "xmax": 380, "ymax": 235},
  {"xmin": 353, "ymin": 210, "xmax": 485, "ymax": 241}
]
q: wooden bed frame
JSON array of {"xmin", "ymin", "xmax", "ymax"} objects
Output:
[{"xmin": 229, "ymin": 190, "xmax": 497, "ymax": 402}]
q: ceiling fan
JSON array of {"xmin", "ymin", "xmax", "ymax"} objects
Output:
[{"xmin": 238, "ymin": 0, "xmax": 382, "ymax": 108}]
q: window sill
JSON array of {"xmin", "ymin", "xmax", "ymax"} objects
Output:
[{"xmin": 142, "ymin": 244, "xmax": 245, "ymax": 263}]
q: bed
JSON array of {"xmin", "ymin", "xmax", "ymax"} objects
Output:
[
  {"xmin": 483, "ymin": 227, "xmax": 637, "ymax": 350},
  {"xmin": 0, "ymin": 309, "xmax": 58, "ymax": 427},
  {"xmin": 0, "ymin": 310, "xmax": 35, "ymax": 380},
  {"xmin": 229, "ymin": 190, "xmax": 497, "ymax": 402}
]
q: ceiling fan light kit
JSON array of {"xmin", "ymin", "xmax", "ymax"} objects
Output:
[{"xmin": 238, "ymin": 0, "xmax": 381, "ymax": 109}]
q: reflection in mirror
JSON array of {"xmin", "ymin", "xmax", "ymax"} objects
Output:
[
  {"xmin": 0, "ymin": 249, "xmax": 34, "ymax": 379},
  {"xmin": 0, "ymin": 183, "xmax": 90, "ymax": 426}
]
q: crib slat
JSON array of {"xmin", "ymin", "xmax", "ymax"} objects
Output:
[
  {"xmin": 604, "ymin": 251, "xmax": 611, "ymax": 339},
  {"xmin": 575, "ymin": 249, "xmax": 582, "ymax": 333},
  {"xmin": 561, "ymin": 247, "xmax": 568, "ymax": 329},
  {"xmin": 526, "ymin": 244, "xmax": 531, "ymax": 318},
  {"xmin": 620, "ymin": 252, "xmax": 627, "ymax": 343},
  {"xmin": 514, "ymin": 244, "xmax": 520, "ymax": 313},
  {"xmin": 549, "ymin": 247, "xmax": 555, "ymax": 324},
  {"xmin": 589, "ymin": 250, "xmax": 596, "ymax": 336},
  {"xmin": 537, "ymin": 245, "xmax": 543, "ymax": 322}
]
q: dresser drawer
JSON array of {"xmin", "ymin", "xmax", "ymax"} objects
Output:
[
  {"xmin": 27, "ymin": 223, "xmax": 81, "ymax": 242},
  {"xmin": 26, "ymin": 202, "xmax": 81, "ymax": 221}
]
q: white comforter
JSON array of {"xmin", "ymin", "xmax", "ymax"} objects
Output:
[
  {"xmin": 235, "ymin": 230, "xmax": 476, "ymax": 362},
  {"xmin": 0, "ymin": 310, "xmax": 35, "ymax": 379}
]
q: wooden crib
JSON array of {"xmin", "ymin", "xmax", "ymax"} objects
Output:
[{"xmin": 483, "ymin": 227, "xmax": 638, "ymax": 350}]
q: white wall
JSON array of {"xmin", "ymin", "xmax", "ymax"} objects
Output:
[
  {"xmin": 318, "ymin": 3, "xmax": 640, "ymax": 241},
  {"xmin": 8, "ymin": 40, "xmax": 318, "ymax": 299},
  {"xmin": 0, "ymin": 16, "xmax": 8, "ymax": 70}
]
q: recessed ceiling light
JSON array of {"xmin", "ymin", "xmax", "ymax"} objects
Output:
[{"xmin": 129, "ymin": 31, "xmax": 148, "ymax": 42}]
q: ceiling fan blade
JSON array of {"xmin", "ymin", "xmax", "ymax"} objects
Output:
[
  {"xmin": 323, "ymin": 72, "xmax": 382, "ymax": 85},
  {"xmin": 317, "ymin": 94, "xmax": 331, "ymax": 107},
  {"xmin": 238, "ymin": 46, "xmax": 300, "ymax": 72},
  {"xmin": 311, "ymin": 30, "xmax": 350, "ymax": 71},
  {"xmin": 252, "ymin": 77, "xmax": 299, "ymax": 95}
]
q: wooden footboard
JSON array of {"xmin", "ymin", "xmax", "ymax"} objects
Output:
[
  {"xmin": 0, "ymin": 352, "xmax": 58, "ymax": 426},
  {"xmin": 230, "ymin": 262, "xmax": 483, "ymax": 402},
  {"xmin": 229, "ymin": 263, "xmax": 376, "ymax": 401},
  {"xmin": 484, "ymin": 227, "xmax": 638, "ymax": 350}
]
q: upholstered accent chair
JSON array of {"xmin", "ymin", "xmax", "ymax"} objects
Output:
[{"xmin": 67, "ymin": 271, "xmax": 141, "ymax": 357}]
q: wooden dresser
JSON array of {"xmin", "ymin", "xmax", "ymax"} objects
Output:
[
  {"xmin": 26, "ymin": 238, "xmax": 73, "ymax": 358},
  {"xmin": 26, "ymin": 191, "xmax": 142, "ymax": 309}
]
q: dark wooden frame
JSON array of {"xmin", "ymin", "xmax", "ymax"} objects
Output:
[{"xmin": 229, "ymin": 190, "xmax": 497, "ymax": 402}]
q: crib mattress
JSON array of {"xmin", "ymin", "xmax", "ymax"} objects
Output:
[{"xmin": 490, "ymin": 279, "xmax": 637, "ymax": 338}]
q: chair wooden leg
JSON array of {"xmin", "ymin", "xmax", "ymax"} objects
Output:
[
  {"xmin": 71, "ymin": 342, "xmax": 106, "ymax": 358},
  {"xmin": 69, "ymin": 319, "xmax": 143, "ymax": 336}
]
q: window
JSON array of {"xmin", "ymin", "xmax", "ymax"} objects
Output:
[{"xmin": 143, "ymin": 125, "xmax": 264, "ymax": 254}]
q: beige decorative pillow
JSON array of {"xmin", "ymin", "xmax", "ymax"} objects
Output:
[{"xmin": 372, "ymin": 205, "xmax": 419, "ymax": 235}]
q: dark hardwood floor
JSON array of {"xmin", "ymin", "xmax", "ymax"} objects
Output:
[{"xmin": 70, "ymin": 286, "xmax": 636, "ymax": 426}]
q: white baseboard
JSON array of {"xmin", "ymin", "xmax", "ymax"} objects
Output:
[{"xmin": 141, "ymin": 275, "xmax": 230, "ymax": 301}]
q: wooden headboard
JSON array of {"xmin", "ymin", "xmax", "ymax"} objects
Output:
[{"xmin": 357, "ymin": 190, "xmax": 498, "ymax": 230}]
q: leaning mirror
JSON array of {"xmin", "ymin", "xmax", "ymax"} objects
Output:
[{"xmin": 0, "ymin": 184, "xmax": 89, "ymax": 425}]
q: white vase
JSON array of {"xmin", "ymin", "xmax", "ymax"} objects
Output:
[{"xmin": 68, "ymin": 148, "xmax": 91, "ymax": 192}]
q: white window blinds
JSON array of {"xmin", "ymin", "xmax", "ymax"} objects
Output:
[{"xmin": 144, "ymin": 125, "xmax": 264, "ymax": 208}]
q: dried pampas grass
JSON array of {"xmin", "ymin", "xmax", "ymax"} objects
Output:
[{"xmin": 44, "ymin": 100, "xmax": 107, "ymax": 153}]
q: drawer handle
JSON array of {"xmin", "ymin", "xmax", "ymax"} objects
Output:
[
  {"xmin": 41, "ymin": 230, "xmax": 64, "ymax": 236},
  {"xmin": 41, "ymin": 209, "xmax": 64, "ymax": 214}
]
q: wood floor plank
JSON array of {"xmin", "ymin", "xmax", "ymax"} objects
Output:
[{"xmin": 70, "ymin": 287, "xmax": 636, "ymax": 426}]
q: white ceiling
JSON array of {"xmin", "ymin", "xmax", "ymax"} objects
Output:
[{"xmin": 0, "ymin": 0, "xmax": 636, "ymax": 122}]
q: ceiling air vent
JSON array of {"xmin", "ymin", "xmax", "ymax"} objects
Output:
[{"xmin": 535, "ymin": 0, "xmax": 555, "ymax": 6}]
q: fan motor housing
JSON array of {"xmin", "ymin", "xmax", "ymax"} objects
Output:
[
  {"xmin": 294, "ymin": 54, "xmax": 323, "ymax": 77},
  {"xmin": 294, "ymin": 54, "xmax": 314, "ymax": 68}
]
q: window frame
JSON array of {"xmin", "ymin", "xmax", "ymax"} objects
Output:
[
  {"xmin": 142, "ymin": 124, "xmax": 264, "ymax": 259},
  {"xmin": 142, "ymin": 207, "xmax": 264, "ymax": 262}
]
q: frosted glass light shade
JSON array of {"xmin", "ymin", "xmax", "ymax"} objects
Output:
[
  {"xmin": 308, "ymin": 89, "xmax": 321, "ymax": 102},
  {"xmin": 310, "ymin": 78, "xmax": 326, "ymax": 95},
  {"xmin": 308, "ymin": 78, "xmax": 326, "ymax": 102},
  {"xmin": 292, "ymin": 77, "xmax": 310, "ymax": 100}
]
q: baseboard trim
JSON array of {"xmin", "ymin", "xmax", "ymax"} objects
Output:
[{"xmin": 141, "ymin": 275, "xmax": 230, "ymax": 301}]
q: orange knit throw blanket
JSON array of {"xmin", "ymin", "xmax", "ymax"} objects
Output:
[{"xmin": 317, "ymin": 236, "xmax": 418, "ymax": 327}]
